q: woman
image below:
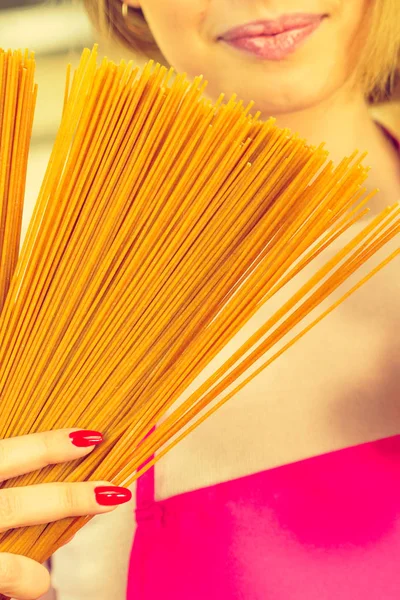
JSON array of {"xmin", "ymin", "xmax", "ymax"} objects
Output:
[{"xmin": 0, "ymin": 1, "xmax": 399, "ymax": 599}]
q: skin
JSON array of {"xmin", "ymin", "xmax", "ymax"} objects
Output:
[
  {"xmin": 128, "ymin": 0, "xmax": 365, "ymax": 116},
  {"xmin": 0, "ymin": 432, "xmax": 127, "ymax": 599},
  {"xmin": 2, "ymin": 2, "xmax": 399, "ymax": 597}
]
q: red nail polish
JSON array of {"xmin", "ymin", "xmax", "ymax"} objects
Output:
[
  {"xmin": 95, "ymin": 486, "xmax": 132, "ymax": 506},
  {"xmin": 69, "ymin": 430, "xmax": 103, "ymax": 448}
]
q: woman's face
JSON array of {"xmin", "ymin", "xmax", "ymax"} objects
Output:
[{"xmin": 128, "ymin": 0, "xmax": 370, "ymax": 116}]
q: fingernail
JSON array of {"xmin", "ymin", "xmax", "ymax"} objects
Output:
[
  {"xmin": 95, "ymin": 486, "xmax": 132, "ymax": 506},
  {"xmin": 69, "ymin": 430, "xmax": 103, "ymax": 448}
]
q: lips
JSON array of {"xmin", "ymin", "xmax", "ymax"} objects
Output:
[
  {"xmin": 221, "ymin": 14, "xmax": 325, "ymax": 42},
  {"xmin": 219, "ymin": 14, "xmax": 325, "ymax": 61}
]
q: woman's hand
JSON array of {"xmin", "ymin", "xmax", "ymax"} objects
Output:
[{"xmin": 0, "ymin": 429, "xmax": 132, "ymax": 600}]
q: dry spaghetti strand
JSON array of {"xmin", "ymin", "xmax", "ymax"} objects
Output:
[
  {"xmin": 0, "ymin": 49, "xmax": 36, "ymax": 311},
  {"xmin": 0, "ymin": 47, "xmax": 398, "ymax": 571}
]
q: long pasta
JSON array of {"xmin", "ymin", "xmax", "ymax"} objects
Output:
[
  {"xmin": 0, "ymin": 49, "xmax": 36, "ymax": 311},
  {"xmin": 0, "ymin": 46, "xmax": 398, "ymax": 576}
]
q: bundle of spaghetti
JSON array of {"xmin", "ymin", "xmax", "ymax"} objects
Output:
[
  {"xmin": 0, "ymin": 49, "xmax": 37, "ymax": 311},
  {"xmin": 0, "ymin": 46, "xmax": 398, "ymax": 570}
]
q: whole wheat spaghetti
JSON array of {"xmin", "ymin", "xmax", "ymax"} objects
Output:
[
  {"xmin": 0, "ymin": 49, "xmax": 36, "ymax": 311},
  {"xmin": 0, "ymin": 46, "xmax": 398, "ymax": 576}
]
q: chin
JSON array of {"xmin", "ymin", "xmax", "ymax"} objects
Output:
[
  {"xmin": 167, "ymin": 46, "xmax": 350, "ymax": 121},
  {"xmin": 198, "ymin": 53, "xmax": 351, "ymax": 119},
  {"xmin": 204, "ymin": 77, "xmax": 336, "ymax": 120}
]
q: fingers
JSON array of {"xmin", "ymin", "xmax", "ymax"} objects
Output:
[
  {"xmin": 0, "ymin": 552, "xmax": 50, "ymax": 600},
  {"xmin": 0, "ymin": 429, "xmax": 103, "ymax": 482},
  {"xmin": 0, "ymin": 431, "xmax": 133, "ymax": 599},
  {"xmin": 0, "ymin": 482, "xmax": 133, "ymax": 532}
]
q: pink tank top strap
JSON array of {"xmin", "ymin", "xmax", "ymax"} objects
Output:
[
  {"xmin": 136, "ymin": 462, "xmax": 155, "ymax": 508},
  {"xmin": 135, "ymin": 428, "xmax": 157, "ymax": 522}
]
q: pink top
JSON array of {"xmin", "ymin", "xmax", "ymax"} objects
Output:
[
  {"xmin": 127, "ymin": 127, "xmax": 400, "ymax": 599},
  {"xmin": 128, "ymin": 435, "xmax": 400, "ymax": 599}
]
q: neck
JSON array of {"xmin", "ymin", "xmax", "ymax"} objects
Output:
[
  {"xmin": 272, "ymin": 86, "xmax": 400, "ymax": 211},
  {"xmin": 274, "ymin": 88, "xmax": 377, "ymax": 163}
]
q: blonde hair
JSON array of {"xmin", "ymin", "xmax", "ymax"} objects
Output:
[{"xmin": 84, "ymin": 0, "xmax": 399, "ymax": 101}]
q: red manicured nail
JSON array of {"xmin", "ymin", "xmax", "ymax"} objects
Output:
[
  {"xmin": 95, "ymin": 486, "xmax": 132, "ymax": 506},
  {"xmin": 69, "ymin": 430, "xmax": 103, "ymax": 448}
]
